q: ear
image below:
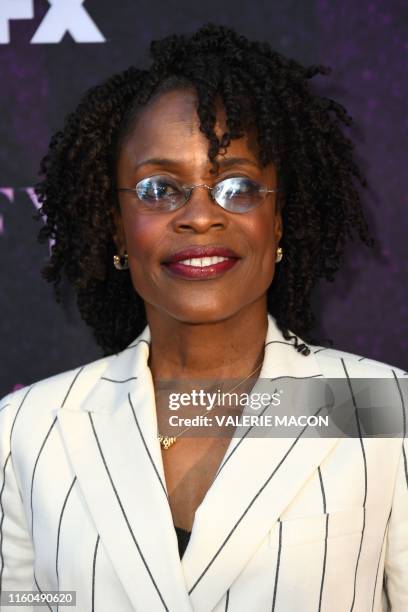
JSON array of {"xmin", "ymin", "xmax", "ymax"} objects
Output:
[{"xmin": 112, "ymin": 207, "xmax": 126, "ymax": 254}]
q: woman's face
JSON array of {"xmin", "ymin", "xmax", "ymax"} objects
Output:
[{"xmin": 114, "ymin": 88, "xmax": 282, "ymax": 324}]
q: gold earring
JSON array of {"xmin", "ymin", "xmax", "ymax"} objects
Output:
[
  {"xmin": 113, "ymin": 253, "xmax": 129, "ymax": 270},
  {"xmin": 275, "ymin": 246, "xmax": 283, "ymax": 263}
]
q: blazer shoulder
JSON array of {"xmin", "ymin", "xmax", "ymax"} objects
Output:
[
  {"xmin": 310, "ymin": 343, "xmax": 407, "ymax": 378},
  {"xmin": 0, "ymin": 352, "xmax": 114, "ymax": 422}
]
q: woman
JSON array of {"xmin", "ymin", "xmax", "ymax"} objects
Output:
[{"xmin": 0, "ymin": 23, "xmax": 406, "ymax": 612}]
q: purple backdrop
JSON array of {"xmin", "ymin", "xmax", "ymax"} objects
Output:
[{"xmin": 0, "ymin": 0, "xmax": 406, "ymax": 395}]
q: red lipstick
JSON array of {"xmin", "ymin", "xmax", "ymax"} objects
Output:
[{"xmin": 162, "ymin": 246, "xmax": 241, "ymax": 280}]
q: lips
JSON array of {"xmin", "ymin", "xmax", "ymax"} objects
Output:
[
  {"xmin": 162, "ymin": 246, "xmax": 240, "ymax": 264},
  {"xmin": 161, "ymin": 245, "xmax": 241, "ymax": 280}
]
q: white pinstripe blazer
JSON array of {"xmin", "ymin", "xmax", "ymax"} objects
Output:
[{"xmin": 1, "ymin": 314, "xmax": 407, "ymax": 612}]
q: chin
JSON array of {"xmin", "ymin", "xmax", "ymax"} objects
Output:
[{"xmin": 163, "ymin": 304, "xmax": 241, "ymax": 325}]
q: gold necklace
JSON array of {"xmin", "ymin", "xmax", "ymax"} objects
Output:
[{"xmin": 157, "ymin": 360, "xmax": 263, "ymax": 450}]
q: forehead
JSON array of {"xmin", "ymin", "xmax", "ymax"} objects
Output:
[{"xmin": 117, "ymin": 88, "xmax": 260, "ymax": 166}]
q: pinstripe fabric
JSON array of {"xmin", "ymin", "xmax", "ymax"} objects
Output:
[
  {"xmin": 0, "ymin": 314, "xmax": 407, "ymax": 612},
  {"xmin": 341, "ymin": 359, "xmax": 368, "ymax": 612},
  {"xmin": 271, "ymin": 519, "xmax": 282, "ymax": 611},
  {"xmin": 317, "ymin": 466, "xmax": 328, "ymax": 612},
  {"xmin": 30, "ymin": 417, "xmax": 57, "ymax": 540},
  {"xmin": 91, "ymin": 535, "xmax": 100, "ymax": 612}
]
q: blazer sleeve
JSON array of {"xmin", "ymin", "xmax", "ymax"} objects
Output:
[
  {"xmin": 0, "ymin": 390, "xmax": 36, "ymax": 608},
  {"xmin": 384, "ymin": 436, "xmax": 408, "ymax": 610}
]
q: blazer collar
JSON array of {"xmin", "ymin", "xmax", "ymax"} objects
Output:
[{"xmin": 57, "ymin": 314, "xmax": 339, "ymax": 612}]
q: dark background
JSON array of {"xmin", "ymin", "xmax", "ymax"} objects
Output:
[{"xmin": 0, "ymin": 0, "xmax": 406, "ymax": 396}]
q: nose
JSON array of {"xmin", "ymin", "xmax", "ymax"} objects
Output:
[{"xmin": 171, "ymin": 184, "xmax": 227, "ymax": 233}]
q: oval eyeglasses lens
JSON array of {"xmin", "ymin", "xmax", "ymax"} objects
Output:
[
  {"xmin": 136, "ymin": 176, "xmax": 183, "ymax": 212},
  {"xmin": 214, "ymin": 178, "xmax": 263, "ymax": 213}
]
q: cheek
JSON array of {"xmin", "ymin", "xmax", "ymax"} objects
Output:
[
  {"xmin": 120, "ymin": 213, "xmax": 167, "ymax": 296},
  {"xmin": 122, "ymin": 213, "xmax": 163, "ymax": 259},
  {"xmin": 245, "ymin": 213, "xmax": 277, "ymax": 269}
]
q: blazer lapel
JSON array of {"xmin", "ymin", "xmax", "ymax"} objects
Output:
[
  {"xmin": 180, "ymin": 316, "xmax": 340, "ymax": 612},
  {"xmin": 56, "ymin": 328, "xmax": 194, "ymax": 612}
]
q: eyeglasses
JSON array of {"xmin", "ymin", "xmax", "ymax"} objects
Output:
[{"xmin": 116, "ymin": 175, "xmax": 281, "ymax": 214}]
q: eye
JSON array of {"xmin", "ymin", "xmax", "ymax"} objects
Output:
[
  {"xmin": 215, "ymin": 177, "xmax": 261, "ymax": 198},
  {"xmin": 136, "ymin": 175, "xmax": 182, "ymax": 201}
]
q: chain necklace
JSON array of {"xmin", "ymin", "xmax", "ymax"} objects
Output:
[{"xmin": 157, "ymin": 360, "xmax": 263, "ymax": 450}]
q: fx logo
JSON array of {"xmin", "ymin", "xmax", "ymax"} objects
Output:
[{"xmin": 0, "ymin": 0, "xmax": 105, "ymax": 44}]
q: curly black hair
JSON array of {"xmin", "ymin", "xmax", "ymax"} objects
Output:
[{"xmin": 34, "ymin": 23, "xmax": 374, "ymax": 356}]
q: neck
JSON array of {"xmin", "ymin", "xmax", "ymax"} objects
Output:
[{"xmin": 145, "ymin": 300, "xmax": 269, "ymax": 382}]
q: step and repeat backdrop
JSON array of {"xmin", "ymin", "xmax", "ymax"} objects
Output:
[{"xmin": 0, "ymin": 0, "xmax": 406, "ymax": 395}]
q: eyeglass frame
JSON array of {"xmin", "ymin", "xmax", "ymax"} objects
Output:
[{"xmin": 116, "ymin": 175, "xmax": 282, "ymax": 214}]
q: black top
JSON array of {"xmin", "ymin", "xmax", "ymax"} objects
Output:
[{"xmin": 175, "ymin": 526, "xmax": 191, "ymax": 559}]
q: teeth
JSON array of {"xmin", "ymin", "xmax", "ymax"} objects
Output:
[{"xmin": 178, "ymin": 256, "xmax": 230, "ymax": 267}]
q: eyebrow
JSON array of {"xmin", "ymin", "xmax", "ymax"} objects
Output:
[{"xmin": 133, "ymin": 156, "xmax": 261, "ymax": 171}]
